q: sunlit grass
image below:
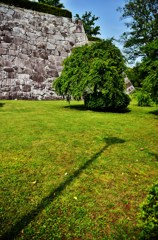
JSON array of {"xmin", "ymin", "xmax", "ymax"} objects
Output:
[{"xmin": 0, "ymin": 99, "xmax": 158, "ymax": 239}]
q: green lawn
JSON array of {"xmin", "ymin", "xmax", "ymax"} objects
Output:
[{"xmin": 0, "ymin": 100, "xmax": 158, "ymax": 239}]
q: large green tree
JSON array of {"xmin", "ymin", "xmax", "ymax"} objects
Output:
[
  {"xmin": 74, "ymin": 11, "xmax": 100, "ymax": 37},
  {"xmin": 140, "ymin": 39, "xmax": 158, "ymax": 104},
  {"xmin": 53, "ymin": 40, "xmax": 130, "ymax": 111},
  {"xmin": 38, "ymin": 0, "xmax": 64, "ymax": 8},
  {"xmin": 119, "ymin": 0, "xmax": 158, "ymax": 59},
  {"xmin": 119, "ymin": 0, "xmax": 158, "ymax": 103}
]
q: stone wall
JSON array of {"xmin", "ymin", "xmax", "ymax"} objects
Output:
[
  {"xmin": 0, "ymin": 3, "xmax": 88, "ymax": 100},
  {"xmin": 124, "ymin": 77, "xmax": 135, "ymax": 94}
]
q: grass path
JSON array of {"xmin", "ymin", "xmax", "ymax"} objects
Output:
[{"xmin": 0, "ymin": 100, "xmax": 158, "ymax": 239}]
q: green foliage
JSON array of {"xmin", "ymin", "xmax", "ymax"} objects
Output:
[
  {"xmin": 119, "ymin": 0, "xmax": 158, "ymax": 59},
  {"xmin": 0, "ymin": 0, "xmax": 72, "ymax": 18},
  {"xmin": 84, "ymin": 91, "xmax": 130, "ymax": 112},
  {"xmin": 141, "ymin": 39, "xmax": 158, "ymax": 104},
  {"xmin": 75, "ymin": 11, "xmax": 100, "ymax": 36},
  {"xmin": 133, "ymin": 39, "xmax": 158, "ymax": 105},
  {"xmin": 125, "ymin": 65, "xmax": 144, "ymax": 88},
  {"xmin": 84, "ymin": 92, "xmax": 105, "ymax": 110},
  {"xmin": 53, "ymin": 40, "xmax": 130, "ymax": 111},
  {"xmin": 137, "ymin": 90, "xmax": 152, "ymax": 107},
  {"xmin": 87, "ymin": 35, "xmax": 102, "ymax": 42},
  {"xmin": 38, "ymin": 0, "xmax": 64, "ymax": 8},
  {"xmin": 120, "ymin": 0, "xmax": 158, "ymax": 104},
  {"xmin": 138, "ymin": 182, "xmax": 158, "ymax": 239}
]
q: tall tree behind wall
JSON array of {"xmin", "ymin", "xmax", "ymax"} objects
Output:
[{"xmin": 75, "ymin": 11, "xmax": 101, "ymax": 37}]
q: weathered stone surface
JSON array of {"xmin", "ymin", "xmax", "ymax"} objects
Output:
[
  {"xmin": 47, "ymin": 42, "xmax": 56, "ymax": 50},
  {"xmin": 3, "ymin": 35, "xmax": 13, "ymax": 43},
  {"xmin": 124, "ymin": 77, "xmax": 135, "ymax": 94},
  {"xmin": 0, "ymin": 3, "xmax": 88, "ymax": 100},
  {"xmin": 4, "ymin": 67, "xmax": 14, "ymax": 72},
  {"xmin": 22, "ymin": 85, "xmax": 31, "ymax": 92},
  {"xmin": 0, "ymin": 48, "xmax": 7, "ymax": 55}
]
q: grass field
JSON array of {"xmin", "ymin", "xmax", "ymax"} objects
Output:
[{"xmin": 0, "ymin": 99, "xmax": 158, "ymax": 239}]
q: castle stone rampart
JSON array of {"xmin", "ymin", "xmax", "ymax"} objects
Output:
[{"xmin": 0, "ymin": 4, "xmax": 88, "ymax": 100}]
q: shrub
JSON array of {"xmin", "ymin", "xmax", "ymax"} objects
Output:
[
  {"xmin": 84, "ymin": 91, "xmax": 130, "ymax": 111},
  {"xmin": 53, "ymin": 40, "xmax": 131, "ymax": 112},
  {"xmin": 138, "ymin": 182, "xmax": 158, "ymax": 239},
  {"xmin": 137, "ymin": 91, "xmax": 152, "ymax": 106},
  {"xmin": 0, "ymin": 0, "xmax": 72, "ymax": 18}
]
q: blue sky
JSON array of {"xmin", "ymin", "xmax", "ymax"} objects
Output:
[{"xmin": 62, "ymin": 0, "xmax": 127, "ymax": 49}]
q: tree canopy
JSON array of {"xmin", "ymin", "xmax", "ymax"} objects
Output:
[
  {"xmin": 119, "ymin": 0, "xmax": 158, "ymax": 60},
  {"xmin": 38, "ymin": 0, "xmax": 64, "ymax": 8},
  {"xmin": 140, "ymin": 39, "xmax": 158, "ymax": 104},
  {"xmin": 74, "ymin": 11, "xmax": 101, "ymax": 37},
  {"xmin": 119, "ymin": 0, "xmax": 158, "ymax": 104},
  {"xmin": 53, "ymin": 40, "xmax": 130, "ymax": 111}
]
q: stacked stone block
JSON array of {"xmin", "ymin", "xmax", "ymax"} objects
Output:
[{"xmin": 0, "ymin": 4, "xmax": 88, "ymax": 100}]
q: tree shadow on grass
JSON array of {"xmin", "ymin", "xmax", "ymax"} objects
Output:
[
  {"xmin": 64, "ymin": 104, "xmax": 131, "ymax": 113},
  {"xmin": 148, "ymin": 109, "xmax": 158, "ymax": 116},
  {"xmin": 64, "ymin": 104, "xmax": 87, "ymax": 111},
  {"xmin": 0, "ymin": 103, "xmax": 5, "ymax": 107},
  {"xmin": 1, "ymin": 136, "xmax": 125, "ymax": 240}
]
